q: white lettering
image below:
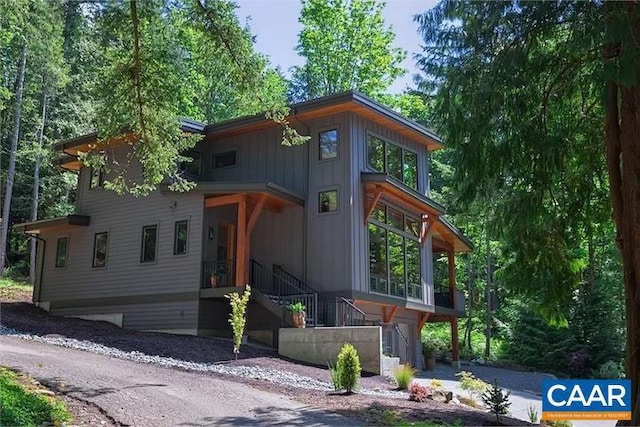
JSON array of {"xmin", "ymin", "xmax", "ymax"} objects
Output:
[
  {"xmin": 586, "ymin": 385, "xmax": 607, "ymax": 406},
  {"xmin": 547, "ymin": 385, "xmax": 567, "ymax": 406},
  {"xmin": 608, "ymin": 385, "xmax": 626, "ymax": 407},
  {"xmin": 567, "ymin": 385, "xmax": 587, "ymax": 406}
]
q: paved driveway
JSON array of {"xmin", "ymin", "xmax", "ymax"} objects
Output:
[
  {"xmin": 0, "ymin": 336, "xmax": 351, "ymax": 426},
  {"xmin": 415, "ymin": 363, "xmax": 616, "ymax": 427}
]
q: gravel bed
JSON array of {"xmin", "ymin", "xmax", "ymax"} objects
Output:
[{"xmin": 0, "ymin": 324, "xmax": 406, "ymax": 398}]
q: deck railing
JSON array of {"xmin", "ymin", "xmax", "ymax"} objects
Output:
[
  {"xmin": 334, "ymin": 297, "xmax": 366, "ymax": 326},
  {"xmin": 202, "ymin": 260, "xmax": 235, "ymax": 288},
  {"xmin": 434, "ymin": 289, "xmax": 465, "ymax": 312}
]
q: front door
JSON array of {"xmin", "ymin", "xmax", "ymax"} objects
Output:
[{"xmin": 216, "ymin": 221, "xmax": 235, "ymax": 285}]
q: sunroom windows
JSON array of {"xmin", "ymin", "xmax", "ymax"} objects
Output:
[
  {"xmin": 368, "ymin": 201, "xmax": 421, "ymax": 299},
  {"xmin": 367, "ymin": 134, "xmax": 418, "ymax": 191}
]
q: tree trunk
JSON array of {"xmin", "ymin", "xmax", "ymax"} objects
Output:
[
  {"xmin": 464, "ymin": 252, "xmax": 473, "ymax": 350},
  {"xmin": 0, "ymin": 42, "xmax": 27, "ymax": 275},
  {"xmin": 605, "ymin": 79, "xmax": 640, "ymax": 427},
  {"xmin": 485, "ymin": 237, "xmax": 492, "ymax": 360},
  {"xmin": 29, "ymin": 92, "xmax": 47, "ymax": 284}
]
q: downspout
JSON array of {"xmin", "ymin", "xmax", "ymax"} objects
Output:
[{"xmin": 23, "ymin": 232, "xmax": 45, "ymax": 304}]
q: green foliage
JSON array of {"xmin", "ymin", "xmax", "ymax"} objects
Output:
[
  {"xmin": 327, "ymin": 361, "xmax": 340, "ymax": 391},
  {"xmin": 393, "ymin": 364, "xmax": 417, "ymax": 390},
  {"xmin": 456, "ymin": 371, "xmax": 488, "ymax": 400},
  {"xmin": 592, "ymin": 361, "xmax": 623, "ymax": 379},
  {"xmin": 481, "ymin": 380, "xmax": 511, "ymax": 423},
  {"xmin": 290, "ymin": 0, "xmax": 405, "ymax": 101},
  {"xmin": 429, "ymin": 379, "xmax": 443, "ymax": 389},
  {"xmin": 421, "ymin": 336, "xmax": 438, "ymax": 358},
  {"xmin": 0, "ymin": 367, "xmax": 71, "ymax": 427},
  {"xmin": 543, "ymin": 420, "xmax": 573, "ymax": 427},
  {"xmin": 287, "ymin": 301, "xmax": 306, "ymax": 314},
  {"xmin": 527, "ymin": 405, "xmax": 539, "ymax": 424},
  {"xmin": 335, "ymin": 343, "xmax": 361, "ymax": 393},
  {"xmin": 0, "ymin": 278, "xmax": 31, "ymax": 300},
  {"xmin": 226, "ymin": 285, "xmax": 251, "ymax": 358}
]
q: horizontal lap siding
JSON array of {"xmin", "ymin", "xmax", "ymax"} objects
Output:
[
  {"xmin": 305, "ymin": 113, "xmax": 352, "ymax": 293},
  {"xmin": 201, "ymin": 126, "xmax": 308, "ymax": 196},
  {"xmin": 350, "ymin": 115, "xmax": 434, "ymax": 303}
]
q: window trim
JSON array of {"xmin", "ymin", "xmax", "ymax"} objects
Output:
[
  {"xmin": 173, "ymin": 220, "xmax": 189, "ymax": 256},
  {"xmin": 211, "ymin": 150, "xmax": 238, "ymax": 170},
  {"xmin": 318, "ymin": 127, "xmax": 339, "ymax": 162},
  {"xmin": 140, "ymin": 224, "xmax": 159, "ymax": 264},
  {"xmin": 54, "ymin": 236, "xmax": 69, "ymax": 269},
  {"xmin": 366, "ymin": 132, "xmax": 419, "ymax": 191},
  {"xmin": 92, "ymin": 232, "xmax": 109, "ymax": 269},
  {"xmin": 318, "ymin": 187, "xmax": 339, "ymax": 215}
]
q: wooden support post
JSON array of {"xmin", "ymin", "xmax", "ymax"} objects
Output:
[
  {"xmin": 364, "ymin": 187, "xmax": 383, "ymax": 223},
  {"xmin": 235, "ymin": 195, "xmax": 247, "ymax": 286},
  {"xmin": 420, "ymin": 214, "xmax": 436, "ymax": 248},
  {"xmin": 417, "ymin": 312, "xmax": 430, "ymax": 335},
  {"xmin": 451, "ymin": 316, "xmax": 460, "ymax": 368},
  {"xmin": 383, "ymin": 306, "xmax": 397, "ymax": 323}
]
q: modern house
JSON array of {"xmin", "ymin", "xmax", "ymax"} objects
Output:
[{"xmin": 16, "ymin": 91, "xmax": 471, "ymax": 368}]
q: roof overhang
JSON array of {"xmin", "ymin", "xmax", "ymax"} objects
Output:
[
  {"xmin": 14, "ymin": 215, "xmax": 90, "ymax": 234},
  {"xmin": 362, "ymin": 173, "xmax": 472, "ymax": 252},
  {"xmin": 205, "ymin": 91, "xmax": 443, "ymax": 151},
  {"xmin": 161, "ymin": 181, "xmax": 305, "ymax": 211}
]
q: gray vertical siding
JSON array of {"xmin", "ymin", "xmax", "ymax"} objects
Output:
[
  {"xmin": 304, "ymin": 113, "xmax": 353, "ymax": 293},
  {"xmin": 37, "ymin": 145, "xmax": 205, "ymax": 332}
]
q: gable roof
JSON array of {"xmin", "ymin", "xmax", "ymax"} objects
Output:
[{"xmin": 205, "ymin": 91, "xmax": 443, "ymax": 151}]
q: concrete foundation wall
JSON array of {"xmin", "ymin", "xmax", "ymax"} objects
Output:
[{"xmin": 278, "ymin": 326, "xmax": 382, "ymax": 374}]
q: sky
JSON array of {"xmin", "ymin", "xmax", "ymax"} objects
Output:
[{"xmin": 234, "ymin": 0, "xmax": 439, "ymax": 94}]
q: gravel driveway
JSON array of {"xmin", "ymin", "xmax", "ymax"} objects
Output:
[{"xmin": 0, "ymin": 335, "xmax": 353, "ymax": 426}]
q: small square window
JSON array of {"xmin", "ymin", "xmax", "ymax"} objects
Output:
[
  {"xmin": 141, "ymin": 225, "xmax": 158, "ymax": 263},
  {"xmin": 55, "ymin": 237, "xmax": 68, "ymax": 268},
  {"xmin": 319, "ymin": 129, "xmax": 338, "ymax": 160},
  {"xmin": 90, "ymin": 167, "xmax": 104, "ymax": 189},
  {"xmin": 319, "ymin": 190, "xmax": 338, "ymax": 213},
  {"xmin": 212, "ymin": 151, "xmax": 237, "ymax": 169},
  {"xmin": 92, "ymin": 232, "xmax": 108, "ymax": 268},
  {"xmin": 174, "ymin": 220, "xmax": 188, "ymax": 255}
]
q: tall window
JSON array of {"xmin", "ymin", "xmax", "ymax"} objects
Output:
[
  {"xmin": 140, "ymin": 225, "xmax": 158, "ymax": 263},
  {"xmin": 55, "ymin": 237, "xmax": 68, "ymax": 268},
  {"xmin": 92, "ymin": 232, "xmax": 108, "ymax": 268},
  {"xmin": 173, "ymin": 220, "xmax": 188, "ymax": 255},
  {"xmin": 367, "ymin": 134, "xmax": 418, "ymax": 190},
  {"xmin": 319, "ymin": 129, "xmax": 338, "ymax": 160},
  {"xmin": 89, "ymin": 167, "xmax": 104, "ymax": 189},
  {"xmin": 368, "ymin": 201, "xmax": 421, "ymax": 299}
]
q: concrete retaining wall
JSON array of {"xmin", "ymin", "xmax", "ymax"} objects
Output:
[{"xmin": 278, "ymin": 326, "xmax": 382, "ymax": 374}]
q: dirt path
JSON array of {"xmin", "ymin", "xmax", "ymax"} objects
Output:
[{"xmin": 0, "ymin": 336, "xmax": 352, "ymax": 426}]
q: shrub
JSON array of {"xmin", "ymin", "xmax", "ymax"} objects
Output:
[
  {"xmin": 568, "ymin": 350, "xmax": 591, "ymax": 377},
  {"xmin": 482, "ymin": 380, "xmax": 511, "ymax": 423},
  {"xmin": 592, "ymin": 360, "xmax": 622, "ymax": 379},
  {"xmin": 336, "ymin": 343, "xmax": 361, "ymax": 393},
  {"xmin": 226, "ymin": 285, "xmax": 251, "ymax": 359},
  {"xmin": 429, "ymin": 378, "xmax": 443, "ymax": 389},
  {"xmin": 543, "ymin": 420, "xmax": 573, "ymax": 427},
  {"xmin": 327, "ymin": 361, "xmax": 340, "ymax": 391},
  {"xmin": 526, "ymin": 405, "xmax": 539, "ymax": 424},
  {"xmin": 394, "ymin": 364, "xmax": 417, "ymax": 390},
  {"xmin": 456, "ymin": 371, "xmax": 488, "ymax": 399},
  {"xmin": 408, "ymin": 381, "xmax": 432, "ymax": 402}
]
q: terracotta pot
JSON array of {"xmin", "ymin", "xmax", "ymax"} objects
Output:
[
  {"xmin": 292, "ymin": 312, "xmax": 306, "ymax": 328},
  {"xmin": 424, "ymin": 355, "xmax": 436, "ymax": 371},
  {"xmin": 209, "ymin": 276, "xmax": 217, "ymax": 287}
]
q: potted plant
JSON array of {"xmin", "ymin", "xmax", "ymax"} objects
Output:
[
  {"xmin": 288, "ymin": 302, "xmax": 306, "ymax": 328},
  {"xmin": 422, "ymin": 337, "xmax": 437, "ymax": 371},
  {"xmin": 209, "ymin": 274, "xmax": 218, "ymax": 287}
]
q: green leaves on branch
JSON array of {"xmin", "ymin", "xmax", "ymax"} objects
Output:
[{"xmin": 226, "ymin": 285, "xmax": 251, "ymax": 359}]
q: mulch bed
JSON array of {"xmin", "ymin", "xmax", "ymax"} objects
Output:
[{"xmin": 0, "ymin": 296, "xmax": 529, "ymax": 426}]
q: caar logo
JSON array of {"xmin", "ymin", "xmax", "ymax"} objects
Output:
[{"xmin": 542, "ymin": 379, "xmax": 631, "ymax": 421}]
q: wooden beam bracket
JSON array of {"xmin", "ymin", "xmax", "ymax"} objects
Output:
[{"xmin": 364, "ymin": 187, "xmax": 383, "ymax": 224}]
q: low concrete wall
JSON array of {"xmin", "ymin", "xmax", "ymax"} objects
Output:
[{"xmin": 278, "ymin": 326, "xmax": 382, "ymax": 374}]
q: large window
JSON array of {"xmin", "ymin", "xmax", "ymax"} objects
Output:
[
  {"xmin": 368, "ymin": 201, "xmax": 422, "ymax": 299},
  {"xmin": 173, "ymin": 220, "xmax": 188, "ymax": 255},
  {"xmin": 55, "ymin": 237, "xmax": 68, "ymax": 268},
  {"xmin": 319, "ymin": 129, "xmax": 338, "ymax": 160},
  {"xmin": 140, "ymin": 225, "xmax": 158, "ymax": 263},
  {"xmin": 92, "ymin": 232, "xmax": 108, "ymax": 268},
  {"xmin": 367, "ymin": 134, "xmax": 418, "ymax": 190}
]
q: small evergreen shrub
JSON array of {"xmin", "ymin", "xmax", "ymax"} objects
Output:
[
  {"xmin": 408, "ymin": 381, "xmax": 432, "ymax": 402},
  {"xmin": 592, "ymin": 360, "xmax": 622, "ymax": 379},
  {"xmin": 226, "ymin": 285, "xmax": 251, "ymax": 359},
  {"xmin": 394, "ymin": 364, "xmax": 417, "ymax": 390},
  {"xmin": 527, "ymin": 405, "xmax": 539, "ymax": 424},
  {"xmin": 482, "ymin": 380, "xmax": 511, "ymax": 423},
  {"xmin": 336, "ymin": 343, "xmax": 361, "ymax": 393}
]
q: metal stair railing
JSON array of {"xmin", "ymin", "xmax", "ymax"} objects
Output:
[{"xmin": 335, "ymin": 297, "xmax": 366, "ymax": 326}]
